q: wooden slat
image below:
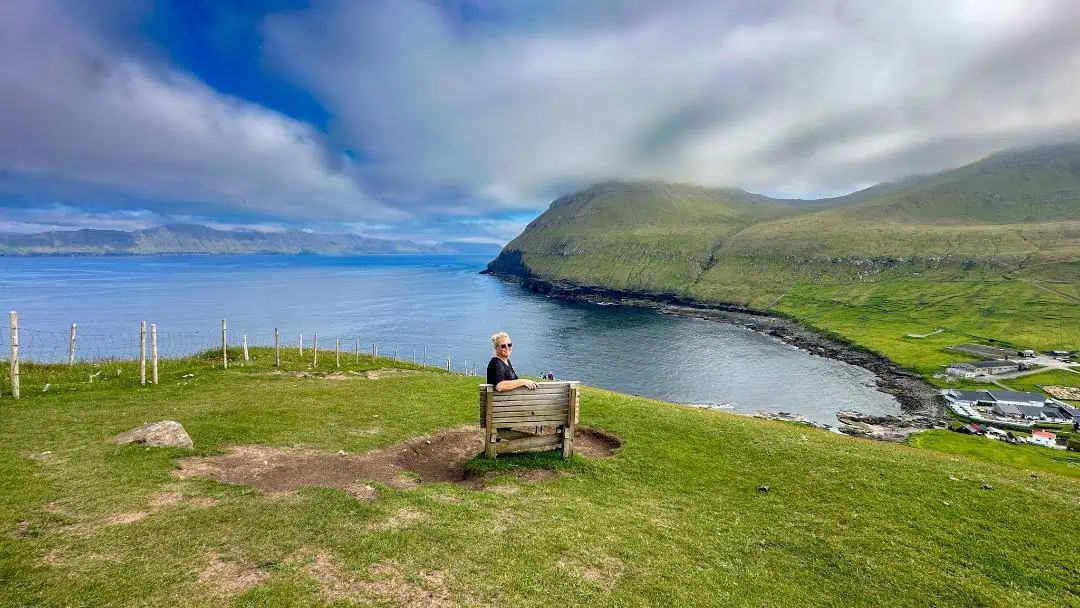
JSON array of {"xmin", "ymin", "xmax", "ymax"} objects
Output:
[
  {"xmin": 564, "ymin": 385, "xmax": 578, "ymax": 458},
  {"xmin": 492, "ymin": 393, "xmax": 569, "ymax": 404},
  {"xmin": 491, "ymin": 411, "xmax": 569, "ymax": 423},
  {"xmin": 492, "ymin": 414, "xmax": 568, "ymax": 426},
  {"xmin": 491, "ymin": 403, "xmax": 569, "ymax": 413},
  {"xmin": 484, "ymin": 387, "xmax": 496, "ymax": 458},
  {"xmin": 496, "ymin": 434, "xmax": 561, "ymax": 454},
  {"xmin": 494, "ymin": 397, "xmax": 570, "ymax": 406}
]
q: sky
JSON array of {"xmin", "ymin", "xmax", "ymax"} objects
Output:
[{"xmin": 2, "ymin": 0, "xmax": 1080, "ymax": 244}]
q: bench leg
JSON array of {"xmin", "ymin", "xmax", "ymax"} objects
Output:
[{"xmin": 485, "ymin": 430, "xmax": 498, "ymax": 458}]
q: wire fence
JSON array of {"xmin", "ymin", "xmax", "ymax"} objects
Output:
[{"xmin": 2, "ymin": 311, "xmax": 489, "ymax": 400}]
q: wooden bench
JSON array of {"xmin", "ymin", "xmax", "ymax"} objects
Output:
[{"xmin": 479, "ymin": 381, "xmax": 580, "ymax": 458}]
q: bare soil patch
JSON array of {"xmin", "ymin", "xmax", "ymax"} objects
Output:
[
  {"xmin": 1044, "ymin": 385, "xmax": 1080, "ymax": 400},
  {"xmin": 289, "ymin": 550, "xmax": 454, "ymax": 606},
  {"xmin": 557, "ymin": 553, "xmax": 625, "ymax": 590},
  {"xmin": 198, "ymin": 551, "xmax": 271, "ymax": 597},
  {"xmin": 175, "ymin": 426, "xmax": 620, "ymax": 497},
  {"xmin": 103, "ymin": 512, "xmax": 148, "ymax": 526}
]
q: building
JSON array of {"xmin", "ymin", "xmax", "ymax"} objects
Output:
[
  {"xmin": 945, "ymin": 360, "xmax": 1020, "ymax": 377},
  {"xmin": 1028, "ymin": 430, "xmax": 1063, "ymax": 449},
  {"xmin": 941, "ymin": 389, "xmax": 1075, "ymax": 424}
]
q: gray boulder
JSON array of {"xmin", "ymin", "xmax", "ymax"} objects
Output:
[{"xmin": 114, "ymin": 421, "xmax": 193, "ymax": 449}]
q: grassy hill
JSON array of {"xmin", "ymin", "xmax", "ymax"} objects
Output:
[
  {"xmin": 2, "ymin": 352, "xmax": 1078, "ymax": 606},
  {"xmin": 488, "ymin": 144, "xmax": 1080, "ymax": 375}
]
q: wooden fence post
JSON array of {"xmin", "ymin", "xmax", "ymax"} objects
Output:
[
  {"xmin": 372, "ymin": 343, "xmax": 377, "ymax": 358},
  {"xmin": 354, "ymin": 338, "xmax": 359, "ymax": 363},
  {"xmin": 446, "ymin": 357, "xmax": 451, "ymax": 372},
  {"xmin": 151, "ymin": 323, "xmax": 158, "ymax": 384},
  {"xmin": 69, "ymin": 322, "xmax": 76, "ymax": 366},
  {"xmin": 413, "ymin": 347, "xmax": 416, "ymax": 364},
  {"xmin": 274, "ymin": 328, "xmax": 280, "ymax": 368},
  {"xmin": 335, "ymin": 338, "xmax": 340, "ymax": 368},
  {"xmin": 242, "ymin": 335, "xmax": 249, "ymax": 363},
  {"xmin": 299, "ymin": 334, "xmax": 303, "ymax": 357},
  {"xmin": 139, "ymin": 321, "xmax": 147, "ymax": 385},
  {"xmin": 313, "ymin": 334, "xmax": 318, "ymax": 366},
  {"xmin": 8, "ymin": 312, "xmax": 18, "ymax": 399},
  {"xmin": 423, "ymin": 347, "xmax": 427, "ymax": 367},
  {"xmin": 221, "ymin": 319, "xmax": 228, "ymax": 369}
]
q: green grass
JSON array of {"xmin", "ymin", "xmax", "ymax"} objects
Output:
[
  {"xmin": 2, "ymin": 351, "xmax": 1080, "ymax": 606},
  {"xmin": 908, "ymin": 430, "xmax": 1080, "ymax": 479}
]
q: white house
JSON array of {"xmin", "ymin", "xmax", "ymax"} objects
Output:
[{"xmin": 1028, "ymin": 430, "xmax": 1062, "ymax": 449}]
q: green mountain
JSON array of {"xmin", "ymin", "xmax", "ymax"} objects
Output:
[{"xmin": 486, "ymin": 143, "xmax": 1080, "ymax": 373}]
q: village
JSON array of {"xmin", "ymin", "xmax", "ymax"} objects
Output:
[{"xmin": 938, "ymin": 344, "xmax": 1080, "ymax": 451}]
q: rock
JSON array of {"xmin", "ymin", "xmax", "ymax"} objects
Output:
[
  {"xmin": 982, "ymin": 484, "xmax": 993, "ymax": 490},
  {"xmin": 757, "ymin": 485, "xmax": 769, "ymax": 493},
  {"xmin": 113, "ymin": 421, "xmax": 193, "ymax": 449}
]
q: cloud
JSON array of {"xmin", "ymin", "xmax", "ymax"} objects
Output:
[
  {"xmin": 265, "ymin": 0, "xmax": 1080, "ymax": 199},
  {"xmin": 0, "ymin": 1, "xmax": 396, "ymax": 220}
]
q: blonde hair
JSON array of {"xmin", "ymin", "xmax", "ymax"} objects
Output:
[{"xmin": 490, "ymin": 332, "xmax": 510, "ymax": 348}]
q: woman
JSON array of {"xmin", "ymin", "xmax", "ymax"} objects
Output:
[{"xmin": 487, "ymin": 332, "xmax": 537, "ymax": 391}]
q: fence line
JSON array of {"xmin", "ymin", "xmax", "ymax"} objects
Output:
[{"xmin": 2, "ymin": 312, "xmax": 495, "ymax": 399}]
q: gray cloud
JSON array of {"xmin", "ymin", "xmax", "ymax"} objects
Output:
[
  {"xmin": 266, "ymin": 0, "xmax": 1080, "ymax": 200},
  {"xmin": 3, "ymin": 0, "xmax": 1080, "ymax": 235},
  {"xmin": 0, "ymin": 1, "xmax": 397, "ymax": 221}
]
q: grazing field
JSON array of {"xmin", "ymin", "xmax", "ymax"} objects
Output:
[
  {"xmin": 907, "ymin": 431, "xmax": 1080, "ymax": 479},
  {"xmin": 773, "ymin": 276, "xmax": 1080, "ymax": 378},
  {"xmin": 2, "ymin": 350, "xmax": 1079, "ymax": 607}
]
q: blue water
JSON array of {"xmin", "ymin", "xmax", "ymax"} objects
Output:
[{"xmin": 0, "ymin": 254, "xmax": 900, "ymax": 425}]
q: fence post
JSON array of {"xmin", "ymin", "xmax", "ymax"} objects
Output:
[
  {"xmin": 372, "ymin": 343, "xmax": 377, "ymax": 358},
  {"xmin": 275, "ymin": 328, "xmax": 280, "ymax": 368},
  {"xmin": 69, "ymin": 322, "xmax": 77, "ymax": 366},
  {"xmin": 242, "ymin": 335, "xmax": 249, "ymax": 363},
  {"xmin": 151, "ymin": 323, "xmax": 158, "ymax": 384},
  {"xmin": 335, "ymin": 338, "xmax": 340, "ymax": 368},
  {"xmin": 299, "ymin": 334, "xmax": 303, "ymax": 357},
  {"xmin": 446, "ymin": 356, "xmax": 451, "ymax": 372},
  {"xmin": 313, "ymin": 334, "xmax": 318, "ymax": 366},
  {"xmin": 354, "ymin": 338, "xmax": 359, "ymax": 363},
  {"xmin": 394, "ymin": 345, "xmax": 398, "ymax": 360},
  {"xmin": 413, "ymin": 347, "xmax": 416, "ymax": 364},
  {"xmin": 8, "ymin": 311, "xmax": 18, "ymax": 399},
  {"xmin": 423, "ymin": 347, "xmax": 427, "ymax": 367},
  {"xmin": 221, "ymin": 319, "xmax": 228, "ymax": 369},
  {"xmin": 139, "ymin": 321, "xmax": 147, "ymax": 385}
]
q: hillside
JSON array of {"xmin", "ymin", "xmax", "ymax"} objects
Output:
[
  {"xmin": 0, "ymin": 224, "xmax": 500, "ymax": 256},
  {"xmin": 2, "ymin": 351, "xmax": 1078, "ymax": 606},
  {"xmin": 486, "ymin": 144, "xmax": 1080, "ymax": 373}
]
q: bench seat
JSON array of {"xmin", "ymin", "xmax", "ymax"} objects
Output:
[{"xmin": 479, "ymin": 381, "xmax": 579, "ymax": 458}]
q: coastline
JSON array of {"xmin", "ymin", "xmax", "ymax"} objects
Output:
[{"xmin": 481, "ymin": 265, "xmax": 946, "ymax": 438}]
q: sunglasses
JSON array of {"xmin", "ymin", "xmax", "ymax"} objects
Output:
[{"xmin": 498, "ymin": 343, "xmax": 512, "ymax": 349}]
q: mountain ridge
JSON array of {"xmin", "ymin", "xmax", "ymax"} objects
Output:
[{"xmin": 0, "ymin": 224, "xmax": 501, "ymax": 256}]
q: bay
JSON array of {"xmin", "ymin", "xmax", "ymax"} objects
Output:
[{"xmin": 0, "ymin": 254, "xmax": 900, "ymax": 425}]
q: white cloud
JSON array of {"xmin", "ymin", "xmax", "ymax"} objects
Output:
[
  {"xmin": 266, "ymin": 0, "xmax": 1080, "ymax": 199},
  {"xmin": 0, "ymin": 1, "xmax": 397, "ymax": 220}
]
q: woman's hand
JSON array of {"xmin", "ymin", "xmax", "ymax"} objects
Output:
[{"xmin": 521, "ymin": 379, "xmax": 537, "ymax": 390}]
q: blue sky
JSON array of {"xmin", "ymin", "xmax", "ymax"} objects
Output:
[{"xmin": 2, "ymin": 1, "xmax": 1080, "ymax": 244}]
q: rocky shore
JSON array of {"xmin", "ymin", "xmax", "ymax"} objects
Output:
[{"xmin": 482, "ymin": 263, "xmax": 947, "ymax": 441}]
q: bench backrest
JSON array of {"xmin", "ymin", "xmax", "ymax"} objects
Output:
[{"xmin": 479, "ymin": 381, "xmax": 580, "ymax": 429}]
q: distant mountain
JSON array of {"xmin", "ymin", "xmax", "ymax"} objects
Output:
[
  {"xmin": 0, "ymin": 224, "xmax": 502, "ymax": 256},
  {"xmin": 486, "ymin": 143, "xmax": 1080, "ymax": 308}
]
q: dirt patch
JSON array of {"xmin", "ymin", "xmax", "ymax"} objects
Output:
[
  {"xmin": 368, "ymin": 507, "xmax": 428, "ymax": 532},
  {"xmin": 174, "ymin": 426, "xmax": 621, "ymax": 497},
  {"xmin": 557, "ymin": 553, "xmax": 625, "ymax": 590},
  {"xmin": 150, "ymin": 491, "xmax": 183, "ymax": 508},
  {"xmin": 9, "ymin": 521, "xmax": 30, "ymax": 538},
  {"xmin": 103, "ymin": 512, "xmax": 148, "ymax": 526},
  {"xmin": 363, "ymin": 368, "xmax": 425, "ymax": 380},
  {"xmin": 290, "ymin": 550, "xmax": 453, "ymax": 606},
  {"xmin": 199, "ymin": 552, "xmax": 271, "ymax": 597}
]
